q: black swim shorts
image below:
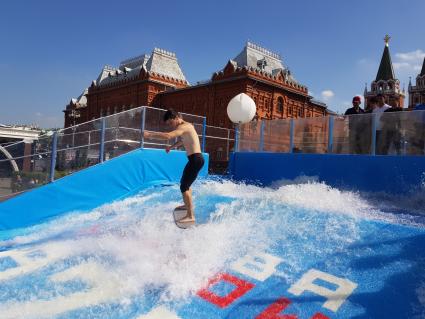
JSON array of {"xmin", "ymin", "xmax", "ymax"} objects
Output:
[{"xmin": 180, "ymin": 153, "xmax": 205, "ymax": 192}]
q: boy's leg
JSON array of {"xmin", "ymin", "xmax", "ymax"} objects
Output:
[
  {"xmin": 178, "ymin": 154, "xmax": 204, "ymax": 223},
  {"xmin": 180, "ymin": 188, "xmax": 194, "ymax": 222}
]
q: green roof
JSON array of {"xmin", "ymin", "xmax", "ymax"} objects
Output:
[{"xmin": 376, "ymin": 45, "xmax": 395, "ymax": 81}]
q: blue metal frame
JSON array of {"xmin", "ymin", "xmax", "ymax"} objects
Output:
[
  {"xmin": 49, "ymin": 131, "xmax": 58, "ymax": 183},
  {"xmin": 201, "ymin": 117, "xmax": 207, "ymax": 153},
  {"xmin": 371, "ymin": 114, "xmax": 377, "ymax": 155},
  {"xmin": 100, "ymin": 118, "xmax": 106, "ymax": 163},
  {"xmin": 140, "ymin": 106, "xmax": 146, "ymax": 148},
  {"xmin": 328, "ymin": 116, "xmax": 334, "ymax": 153},
  {"xmin": 289, "ymin": 119, "xmax": 294, "ymax": 153},
  {"xmin": 259, "ymin": 121, "xmax": 265, "ymax": 151}
]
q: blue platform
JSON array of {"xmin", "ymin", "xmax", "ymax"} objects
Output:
[{"xmin": 229, "ymin": 152, "xmax": 425, "ymax": 194}]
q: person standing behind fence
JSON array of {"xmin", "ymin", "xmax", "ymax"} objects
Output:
[
  {"xmin": 374, "ymin": 93, "xmax": 391, "ymax": 154},
  {"xmin": 344, "ymin": 96, "xmax": 366, "ymax": 154},
  {"xmin": 365, "ymin": 97, "xmax": 378, "ymax": 113},
  {"xmin": 380, "ymin": 101, "xmax": 403, "ymax": 155}
]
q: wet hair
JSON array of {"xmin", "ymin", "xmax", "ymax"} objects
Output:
[
  {"xmin": 376, "ymin": 93, "xmax": 385, "ymax": 98},
  {"xmin": 163, "ymin": 109, "xmax": 180, "ymax": 122},
  {"xmin": 369, "ymin": 97, "xmax": 379, "ymax": 104}
]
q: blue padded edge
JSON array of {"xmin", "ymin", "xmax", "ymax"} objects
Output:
[{"xmin": 0, "ymin": 148, "xmax": 209, "ymax": 231}]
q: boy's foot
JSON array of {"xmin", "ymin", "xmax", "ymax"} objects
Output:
[
  {"xmin": 175, "ymin": 205, "xmax": 187, "ymax": 210},
  {"xmin": 178, "ymin": 216, "xmax": 195, "ymax": 223}
]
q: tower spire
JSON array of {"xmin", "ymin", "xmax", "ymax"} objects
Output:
[
  {"xmin": 420, "ymin": 57, "xmax": 425, "ymax": 76},
  {"xmin": 384, "ymin": 34, "xmax": 391, "ymax": 47},
  {"xmin": 376, "ymin": 35, "xmax": 395, "ymax": 81}
]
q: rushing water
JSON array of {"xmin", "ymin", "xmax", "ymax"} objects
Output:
[{"xmin": 0, "ymin": 179, "xmax": 424, "ymax": 318}]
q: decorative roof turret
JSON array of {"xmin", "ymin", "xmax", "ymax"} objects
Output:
[{"xmin": 93, "ymin": 48, "xmax": 188, "ymax": 88}]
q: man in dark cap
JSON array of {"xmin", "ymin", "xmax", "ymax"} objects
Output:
[{"xmin": 344, "ymin": 96, "xmax": 365, "ymax": 116}]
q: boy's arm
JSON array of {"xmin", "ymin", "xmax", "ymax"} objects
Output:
[
  {"xmin": 166, "ymin": 139, "xmax": 183, "ymax": 153},
  {"xmin": 144, "ymin": 127, "xmax": 185, "ymax": 140}
]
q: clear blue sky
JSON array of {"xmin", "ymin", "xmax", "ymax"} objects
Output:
[{"xmin": 1, "ymin": 0, "xmax": 424, "ymax": 128}]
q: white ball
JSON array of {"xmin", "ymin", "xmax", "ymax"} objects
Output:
[{"xmin": 227, "ymin": 93, "xmax": 257, "ymax": 124}]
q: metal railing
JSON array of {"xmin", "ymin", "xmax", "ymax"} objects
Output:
[{"xmin": 0, "ymin": 106, "xmax": 208, "ymax": 200}]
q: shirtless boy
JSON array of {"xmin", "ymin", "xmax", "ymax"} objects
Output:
[{"xmin": 143, "ymin": 109, "xmax": 205, "ymax": 224}]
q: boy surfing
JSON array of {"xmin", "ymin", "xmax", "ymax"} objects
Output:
[{"xmin": 143, "ymin": 109, "xmax": 205, "ymax": 225}]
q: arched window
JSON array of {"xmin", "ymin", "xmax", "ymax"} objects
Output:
[{"xmin": 277, "ymin": 97, "xmax": 284, "ymax": 113}]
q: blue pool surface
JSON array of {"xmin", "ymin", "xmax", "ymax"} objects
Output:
[{"xmin": 1, "ymin": 179, "xmax": 425, "ymax": 319}]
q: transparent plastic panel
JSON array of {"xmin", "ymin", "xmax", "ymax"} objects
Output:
[
  {"xmin": 238, "ymin": 121, "xmax": 262, "ymax": 152},
  {"xmin": 57, "ymin": 118, "xmax": 103, "ymax": 152},
  {"xmin": 205, "ymin": 126, "xmax": 235, "ymax": 162},
  {"xmin": 331, "ymin": 116, "xmax": 349, "ymax": 154},
  {"xmin": 104, "ymin": 108, "xmax": 142, "ymax": 150},
  {"xmin": 405, "ymin": 110, "xmax": 425, "ymax": 155},
  {"xmin": 0, "ymin": 133, "xmax": 53, "ymax": 200},
  {"xmin": 378, "ymin": 110, "xmax": 425, "ymax": 156},
  {"xmin": 263, "ymin": 119, "xmax": 291, "ymax": 152},
  {"xmin": 55, "ymin": 144, "xmax": 99, "ymax": 179},
  {"xmin": 144, "ymin": 107, "xmax": 169, "ymax": 148},
  {"xmin": 0, "ymin": 152, "xmax": 51, "ymax": 201},
  {"xmin": 332, "ymin": 113, "xmax": 373, "ymax": 155},
  {"xmin": 293, "ymin": 117, "xmax": 328, "ymax": 154}
]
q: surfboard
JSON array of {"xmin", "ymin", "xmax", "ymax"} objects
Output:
[{"xmin": 173, "ymin": 207, "xmax": 195, "ymax": 229}]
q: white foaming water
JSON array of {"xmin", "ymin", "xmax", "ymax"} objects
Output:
[{"xmin": 0, "ymin": 179, "xmax": 424, "ymax": 318}]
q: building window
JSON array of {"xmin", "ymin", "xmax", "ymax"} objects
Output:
[
  {"xmin": 298, "ymin": 108, "xmax": 303, "ymax": 117},
  {"xmin": 277, "ymin": 97, "xmax": 284, "ymax": 113}
]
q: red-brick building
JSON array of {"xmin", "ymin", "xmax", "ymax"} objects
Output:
[
  {"xmin": 64, "ymin": 43, "xmax": 327, "ymax": 128},
  {"xmin": 63, "ymin": 43, "xmax": 328, "ymax": 170}
]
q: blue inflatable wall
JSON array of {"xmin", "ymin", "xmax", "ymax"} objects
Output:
[
  {"xmin": 0, "ymin": 149, "xmax": 209, "ymax": 231},
  {"xmin": 229, "ymin": 152, "xmax": 425, "ymax": 193}
]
